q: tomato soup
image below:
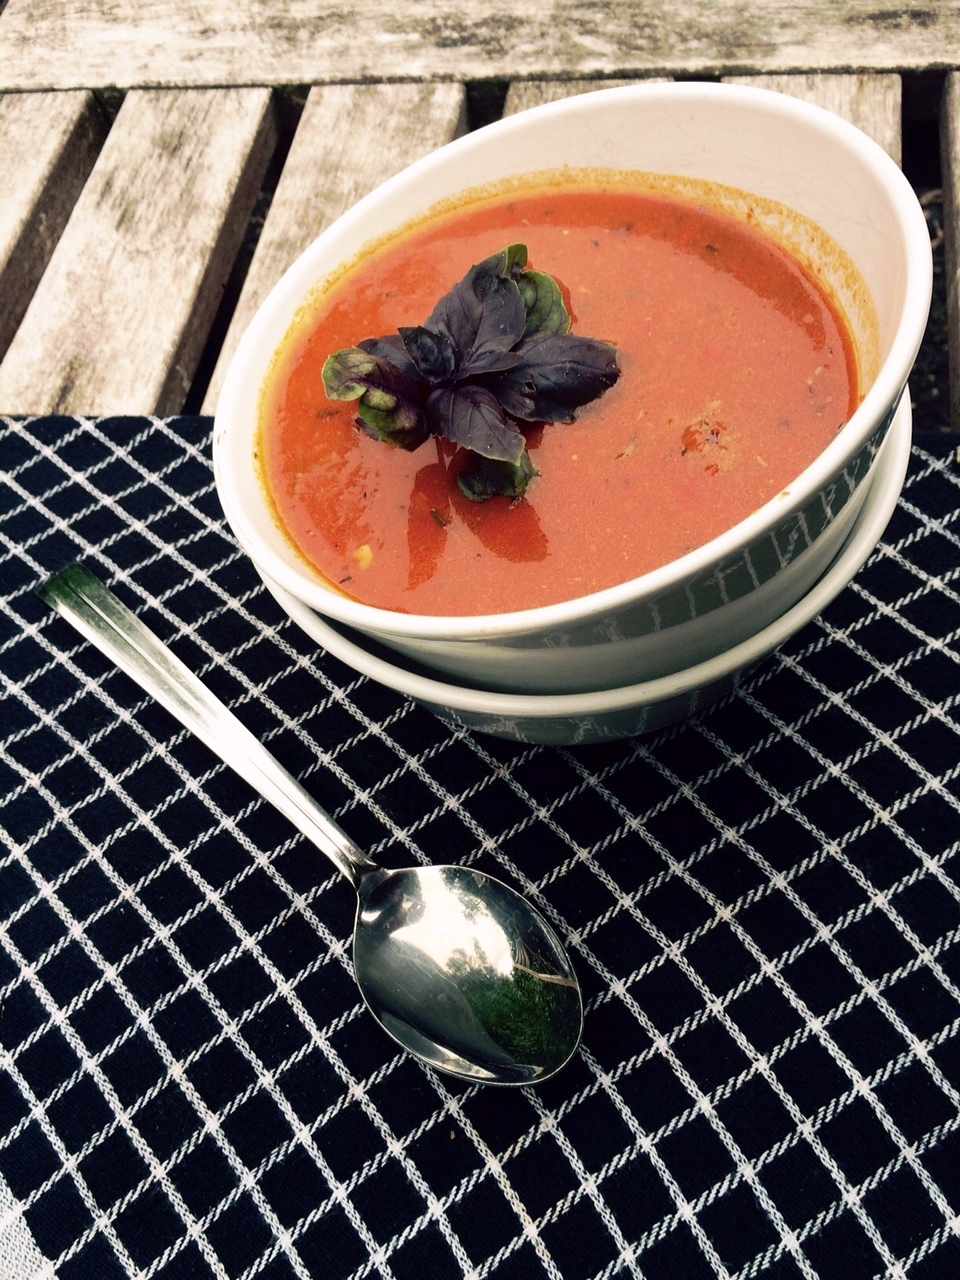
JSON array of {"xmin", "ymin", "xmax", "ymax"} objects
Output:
[{"xmin": 258, "ymin": 177, "xmax": 859, "ymax": 615}]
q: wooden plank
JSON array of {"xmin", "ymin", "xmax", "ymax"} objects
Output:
[
  {"xmin": 723, "ymin": 73, "xmax": 903, "ymax": 163},
  {"xmin": 0, "ymin": 87, "xmax": 279, "ymax": 415},
  {"xmin": 0, "ymin": 1, "xmax": 957, "ymax": 91},
  {"xmin": 0, "ymin": 90, "xmax": 107, "ymax": 361},
  {"xmin": 940, "ymin": 73, "xmax": 960, "ymax": 431},
  {"xmin": 201, "ymin": 81, "xmax": 466, "ymax": 413}
]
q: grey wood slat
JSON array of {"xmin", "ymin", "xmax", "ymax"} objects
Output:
[
  {"xmin": 0, "ymin": 87, "xmax": 279, "ymax": 415},
  {"xmin": 0, "ymin": 90, "xmax": 107, "ymax": 362},
  {"xmin": 202, "ymin": 81, "xmax": 466, "ymax": 414},
  {"xmin": 723, "ymin": 73, "xmax": 903, "ymax": 164},
  {"xmin": 940, "ymin": 74, "xmax": 960, "ymax": 433},
  {"xmin": 0, "ymin": 1, "xmax": 956, "ymax": 91}
]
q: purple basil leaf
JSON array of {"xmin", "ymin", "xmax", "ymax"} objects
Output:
[
  {"xmin": 457, "ymin": 344, "xmax": 525, "ymax": 377},
  {"xmin": 484, "ymin": 332, "xmax": 620, "ymax": 423},
  {"xmin": 398, "ymin": 325, "xmax": 458, "ymax": 381},
  {"xmin": 358, "ymin": 334, "xmax": 420, "ymax": 381},
  {"xmin": 426, "ymin": 385, "xmax": 527, "ymax": 463},
  {"xmin": 425, "ymin": 251, "xmax": 527, "ymax": 377}
]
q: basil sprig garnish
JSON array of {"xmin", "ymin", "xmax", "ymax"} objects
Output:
[{"xmin": 322, "ymin": 244, "xmax": 620, "ymax": 501}]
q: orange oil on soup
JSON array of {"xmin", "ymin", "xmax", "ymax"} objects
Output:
[{"xmin": 258, "ymin": 178, "xmax": 860, "ymax": 616}]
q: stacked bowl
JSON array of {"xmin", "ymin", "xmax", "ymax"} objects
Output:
[{"xmin": 213, "ymin": 83, "xmax": 931, "ymax": 744}]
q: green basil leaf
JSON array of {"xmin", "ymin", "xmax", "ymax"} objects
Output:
[
  {"xmin": 322, "ymin": 347, "xmax": 382, "ymax": 401},
  {"xmin": 457, "ymin": 449, "xmax": 537, "ymax": 502},
  {"xmin": 322, "ymin": 347, "xmax": 428, "ymax": 450},
  {"xmin": 498, "ymin": 243, "xmax": 529, "ymax": 278},
  {"xmin": 519, "ymin": 269, "xmax": 571, "ymax": 338}
]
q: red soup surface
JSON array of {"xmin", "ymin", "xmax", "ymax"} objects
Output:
[{"xmin": 258, "ymin": 180, "xmax": 859, "ymax": 615}]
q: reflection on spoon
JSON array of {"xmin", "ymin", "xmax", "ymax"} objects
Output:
[{"xmin": 357, "ymin": 866, "xmax": 582, "ymax": 1081}]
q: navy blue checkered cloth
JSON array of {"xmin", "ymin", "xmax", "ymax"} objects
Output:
[{"xmin": 2, "ymin": 414, "xmax": 960, "ymax": 1279}]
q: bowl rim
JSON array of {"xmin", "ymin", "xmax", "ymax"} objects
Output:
[
  {"xmin": 215, "ymin": 79, "xmax": 931, "ymax": 642},
  {"xmin": 260, "ymin": 392, "xmax": 911, "ymax": 718}
]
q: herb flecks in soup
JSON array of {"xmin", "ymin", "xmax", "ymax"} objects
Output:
[
  {"xmin": 322, "ymin": 243, "xmax": 620, "ymax": 501},
  {"xmin": 259, "ymin": 178, "xmax": 860, "ymax": 616}
]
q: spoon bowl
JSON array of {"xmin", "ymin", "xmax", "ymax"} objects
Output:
[
  {"xmin": 357, "ymin": 864, "xmax": 581, "ymax": 1083},
  {"xmin": 39, "ymin": 564, "xmax": 583, "ymax": 1085}
]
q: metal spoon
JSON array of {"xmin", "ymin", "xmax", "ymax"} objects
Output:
[{"xmin": 39, "ymin": 564, "xmax": 583, "ymax": 1085}]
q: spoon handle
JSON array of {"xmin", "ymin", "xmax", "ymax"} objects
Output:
[{"xmin": 39, "ymin": 564, "xmax": 378, "ymax": 887}]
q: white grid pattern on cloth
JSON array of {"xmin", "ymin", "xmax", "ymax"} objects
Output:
[
  {"xmin": 473, "ymin": 733, "xmax": 905, "ymax": 1278},
  {"xmin": 0, "ymin": 414, "xmax": 959, "ymax": 1279}
]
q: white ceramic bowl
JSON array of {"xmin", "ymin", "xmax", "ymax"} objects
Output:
[
  {"xmin": 259, "ymin": 394, "xmax": 911, "ymax": 745},
  {"xmin": 214, "ymin": 81, "xmax": 930, "ymax": 695}
]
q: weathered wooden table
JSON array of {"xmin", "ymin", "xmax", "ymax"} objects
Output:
[{"xmin": 2, "ymin": 2, "xmax": 960, "ymax": 423}]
